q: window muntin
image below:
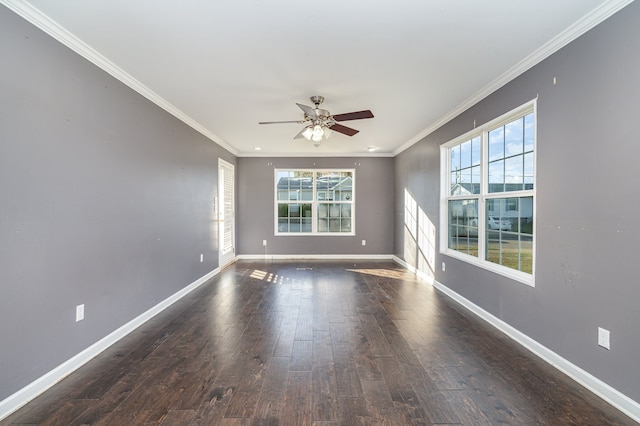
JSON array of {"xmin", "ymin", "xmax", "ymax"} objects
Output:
[
  {"xmin": 485, "ymin": 197, "xmax": 533, "ymax": 274},
  {"xmin": 450, "ymin": 136, "xmax": 481, "ymax": 196},
  {"xmin": 442, "ymin": 101, "xmax": 535, "ymax": 285},
  {"xmin": 488, "ymin": 113, "xmax": 535, "ymax": 193},
  {"xmin": 448, "ymin": 199, "xmax": 479, "ymax": 256},
  {"xmin": 276, "ymin": 169, "xmax": 354, "ymax": 235}
]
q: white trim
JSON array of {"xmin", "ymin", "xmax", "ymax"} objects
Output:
[
  {"xmin": 430, "ymin": 279, "xmax": 640, "ymax": 424},
  {"xmin": 440, "ymin": 100, "xmax": 536, "ymax": 287},
  {"xmin": 274, "ymin": 168, "xmax": 356, "ymax": 236},
  {"xmin": 236, "ymin": 254, "xmax": 393, "ymax": 261},
  {"xmin": 0, "ymin": 267, "xmax": 221, "ymax": 421},
  {"xmin": 393, "ymin": 0, "xmax": 635, "ymax": 156},
  {"xmin": 0, "ymin": 0, "xmax": 238, "ymax": 157},
  {"xmin": 238, "ymin": 151, "xmax": 395, "ymax": 158},
  {"xmin": 219, "ymin": 159, "xmax": 236, "ymax": 268}
]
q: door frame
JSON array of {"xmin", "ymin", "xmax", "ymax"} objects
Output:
[{"xmin": 218, "ymin": 158, "xmax": 235, "ymax": 268}]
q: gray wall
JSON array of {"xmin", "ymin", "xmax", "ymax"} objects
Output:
[
  {"xmin": 237, "ymin": 157, "xmax": 394, "ymax": 256},
  {"xmin": 0, "ymin": 7, "xmax": 235, "ymax": 400},
  {"xmin": 394, "ymin": 2, "xmax": 640, "ymax": 401}
]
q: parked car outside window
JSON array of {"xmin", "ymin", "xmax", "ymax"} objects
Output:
[{"xmin": 487, "ymin": 216, "xmax": 511, "ymax": 231}]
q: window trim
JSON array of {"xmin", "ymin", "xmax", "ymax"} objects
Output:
[
  {"xmin": 440, "ymin": 100, "xmax": 537, "ymax": 286},
  {"xmin": 274, "ymin": 168, "xmax": 356, "ymax": 236}
]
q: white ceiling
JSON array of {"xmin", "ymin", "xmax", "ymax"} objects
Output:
[{"xmin": 5, "ymin": 0, "xmax": 632, "ymax": 157}]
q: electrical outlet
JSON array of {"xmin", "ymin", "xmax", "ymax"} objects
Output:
[
  {"xmin": 441, "ymin": 262, "xmax": 446, "ymax": 272},
  {"xmin": 362, "ymin": 240, "xmax": 366, "ymax": 246},
  {"xmin": 76, "ymin": 304, "xmax": 84, "ymax": 322},
  {"xmin": 200, "ymin": 254, "xmax": 204, "ymax": 262},
  {"xmin": 263, "ymin": 240, "xmax": 267, "ymax": 246},
  {"xmin": 598, "ymin": 327, "xmax": 610, "ymax": 350}
]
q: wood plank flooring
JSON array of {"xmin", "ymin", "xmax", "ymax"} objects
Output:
[{"xmin": 2, "ymin": 260, "xmax": 636, "ymax": 425}]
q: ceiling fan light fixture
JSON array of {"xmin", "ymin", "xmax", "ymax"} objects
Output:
[
  {"xmin": 312, "ymin": 124, "xmax": 324, "ymax": 142},
  {"xmin": 301, "ymin": 126, "xmax": 314, "ymax": 140}
]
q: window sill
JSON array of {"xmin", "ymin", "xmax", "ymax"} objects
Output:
[
  {"xmin": 275, "ymin": 232, "xmax": 356, "ymax": 237},
  {"xmin": 441, "ymin": 248, "xmax": 534, "ymax": 287}
]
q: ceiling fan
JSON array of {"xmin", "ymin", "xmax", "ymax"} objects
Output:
[{"xmin": 258, "ymin": 96, "xmax": 374, "ymax": 146}]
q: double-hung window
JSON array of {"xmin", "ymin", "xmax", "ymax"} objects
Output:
[
  {"xmin": 441, "ymin": 101, "xmax": 536, "ymax": 285},
  {"xmin": 275, "ymin": 169, "xmax": 354, "ymax": 235}
]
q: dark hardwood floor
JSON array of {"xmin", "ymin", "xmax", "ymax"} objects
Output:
[{"xmin": 2, "ymin": 260, "xmax": 636, "ymax": 425}]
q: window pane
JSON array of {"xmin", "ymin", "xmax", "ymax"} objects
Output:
[
  {"xmin": 289, "ymin": 218, "xmax": 301, "ymax": 232},
  {"xmin": 488, "ymin": 160, "xmax": 504, "ymax": 193},
  {"xmin": 471, "ymin": 166, "xmax": 481, "ymax": 194},
  {"xmin": 451, "ymin": 144, "xmax": 460, "ymax": 171},
  {"xmin": 318, "ymin": 203, "xmax": 351, "ymax": 233},
  {"xmin": 316, "ymin": 171, "xmax": 353, "ymax": 202},
  {"xmin": 485, "ymin": 197, "xmax": 533, "ymax": 273},
  {"xmin": 488, "ymin": 127, "xmax": 504, "ymax": 161},
  {"xmin": 505, "ymin": 118, "xmax": 524, "ymax": 156},
  {"xmin": 520, "ymin": 197, "xmax": 534, "ymax": 235},
  {"xmin": 505, "ymin": 155, "xmax": 524, "ymax": 191},
  {"xmin": 276, "ymin": 171, "xmax": 313, "ymax": 201},
  {"xmin": 459, "ymin": 168, "xmax": 471, "ymax": 187},
  {"xmin": 450, "ymin": 171, "xmax": 459, "ymax": 195},
  {"xmin": 520, "ymin": 234, "xmax": 533, "ymax": 274},
  {"xmin": 460, "ymin": 140, "xmax": 472, "ymax": 169},
  {"xmin": 524, "ymin": 113, "xmax": 534, "ymax": 153},
  {"xmin": 486, "ymin": 229, "xmax": 504, "ymax": 265},
  {"xmin": 471, "ymin": 136, "xmax": 481, "ymax": 166},
  {"xmin": 448, "ymin": 199, "xmax": 478, "ymax": 256},
  {"xmin": 277, "ymin": 203, "xmax": 312, "ymax": 233},
  {"xmin": 524, "ymin": 152, "xmax": 534, "ymax": 189}
]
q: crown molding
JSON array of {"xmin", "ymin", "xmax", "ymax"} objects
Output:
[
  {"xmin": 236, "ymin": 151, "xmax": 395, "ymax": 158},
  {"xmin": 1, "ymin": 0, "xmax": 239, "ymax": 157},
  {"xmin": 394, "ymin": 0, "xmax": 635, "ymax": 156}
]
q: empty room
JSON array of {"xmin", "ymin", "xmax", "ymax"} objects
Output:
[{"xmin": 1, "ymin": 0, "xmax": 639, "ymax": 424}]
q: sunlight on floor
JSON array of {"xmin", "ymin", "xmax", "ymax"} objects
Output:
[
  {"xmin": 345, "ymin": 268, "xmax": 407, "ymax": 279},
  {"xmin": 250, "ymin": 269, "xmax": 286, "ymax": 284}
]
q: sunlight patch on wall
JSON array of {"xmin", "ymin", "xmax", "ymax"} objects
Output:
[
  {"xmin": 404, "ymin": 188, "xmax": 437, "ymax": 279},
  {"xmin": 404, "ymin": 189, "xmax": 418, "ymax": 268},
  {"xmin": 417, "ymin": 206, "xmax": 436, "ymax": 279}
]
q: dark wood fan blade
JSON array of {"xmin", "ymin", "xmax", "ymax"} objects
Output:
[
  {"xmin": 258, "ymin": 120, "xmax": 305, "ymax": 124},
  {"xmin": 332, "ymin": 110, "xmax": 374, "ymax": 121},
  {"xmin": 329, "ymin": 123, "xmax": 359, "ymax": 136}
]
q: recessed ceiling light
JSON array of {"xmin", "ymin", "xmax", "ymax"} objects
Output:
[
  {"xmin": 254, "ymin": 147, "xmax": 262, "ymax": 151},
  {"xmin": 366, "ymin": 146, "xmax": 378, "ymax": 152}
]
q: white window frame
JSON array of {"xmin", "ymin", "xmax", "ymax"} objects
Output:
[
  {"xmin": 439, "ymin": 100, "xmax": 537, "ymax": 286},
  {"xmin": 274, "ymin": 168, "xmax": 355, "ymax": 236}
]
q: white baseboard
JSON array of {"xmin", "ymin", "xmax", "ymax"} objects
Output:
[
  {"xmin": 236, "ymin": 254, "xmax": 394, "ymax": 261},
  {"xmin": 391, "ymin": 256, "xmax": 435, "ymax": 285},
  {"xmin": 0, "ymin": 267, "xmax": 221, "ymax": 421},
  {"xmin": 428, "ymin": 278, "xmax": 640, "ymax": 423}
]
